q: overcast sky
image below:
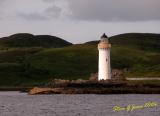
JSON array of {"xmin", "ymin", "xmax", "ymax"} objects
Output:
[{"xmin": 0, "ymin": 0, "xmax": 160, "ymax": 43}]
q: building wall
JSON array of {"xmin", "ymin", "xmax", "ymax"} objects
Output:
[{"xmin": 98, "ymin": 48, "xmax": 111, "ymax": 80}]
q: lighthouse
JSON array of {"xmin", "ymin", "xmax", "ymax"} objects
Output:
[{"xmin": 98, "ymin": 33, "xmax": 111, "ymax": 80}]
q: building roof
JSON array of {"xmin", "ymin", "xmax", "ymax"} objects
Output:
[{"xmin": 101, "ymin": 33, "xmax": 108, "ymax": 38}]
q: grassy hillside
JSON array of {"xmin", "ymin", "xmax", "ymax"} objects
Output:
[
  {"xmin": 0, "ymin": 33, "xmax": 72, "ymax": 48},
  {"xmin": 110, "ymin": 33, "xmax": 160, "ymax": 52},
  {"xmin": 0, "ymin": 33, "xmax": 159, "ymax": 86},
  {"xmin": 86, "ymin": 33, "xmax": 160, "ymax": 52}
]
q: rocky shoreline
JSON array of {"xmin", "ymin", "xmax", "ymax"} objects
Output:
[
  {"xmin": 0, "ymin": 87, "xmax": 32, "ymax": 92},
  {"xmin": 28, "ymin": 80, "xmax": 160, "ymax": 95}
]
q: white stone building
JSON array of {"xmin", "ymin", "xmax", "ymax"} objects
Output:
[{"xmin": 98, "ymin": 33, "xmax": 111, "ymax": 80}]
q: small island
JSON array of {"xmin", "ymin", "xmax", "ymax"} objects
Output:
[
  {"xmin": 0, "ymin": 33, "xmax": 159, "ymax": 94},
  {"xmin": 29, "ymin": 34, "xmax": 160, "ymax": 95}
]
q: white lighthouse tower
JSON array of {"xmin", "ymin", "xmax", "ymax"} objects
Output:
[{"xmin": 98, "ymin": 33, "xmax": 111, "ymax": 80}]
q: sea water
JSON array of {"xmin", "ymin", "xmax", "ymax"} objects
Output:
[{"xmin": 0, "ymin": 92, "xmax": 159, "ymax": 116}]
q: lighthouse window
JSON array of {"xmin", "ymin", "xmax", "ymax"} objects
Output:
[{"xmin": 106, "ymin": 58, "xmax": 108, "ymax": 62}]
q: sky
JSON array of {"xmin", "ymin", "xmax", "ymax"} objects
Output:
[{"xmin": 0, "ymin": 0, "xmax": 160, "ymax": 43}]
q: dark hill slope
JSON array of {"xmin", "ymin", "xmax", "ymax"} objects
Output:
[
  {"xmin": 86, "ymin": 33, "xmax": 160, "ymax": 52},
  {"xmin": 0, "ymin": 33, "xmax": 72, "ymax": 48},
  {"xmin": 110, "ymin": 33, "xmax": 160, "ymax": 52}
]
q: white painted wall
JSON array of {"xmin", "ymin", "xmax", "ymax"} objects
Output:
[{"xmin": 98, "ymin": 48, "xmax": 111, "ymax": 80}]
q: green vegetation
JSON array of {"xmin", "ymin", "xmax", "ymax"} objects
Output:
[
  {"xmin": 0, "ymin": 33, "xmax": 159, "ymax": 86},
  {"xmin": 0, "ymin": 33, "xmax": 72, "ymax": 48}
]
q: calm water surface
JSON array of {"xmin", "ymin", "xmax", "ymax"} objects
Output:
[{"xmin": 0, "ymin": 92, "xmax": 159, "ymax": 116}]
